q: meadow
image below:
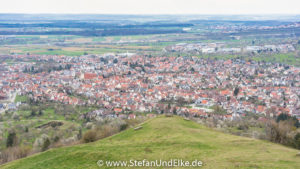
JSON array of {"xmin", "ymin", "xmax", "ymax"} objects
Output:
[{"xmin": 2, "ymin": 116, "xmax": 300, "ymax": 169}]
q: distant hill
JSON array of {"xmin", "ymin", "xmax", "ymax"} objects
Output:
[
  {"xmin": 2, "ymin": 116, "xmax": 300, "ymax": 169},
  {"xmin": 0, "ymin": 14, "xmax": 299, "ymax": 21}
]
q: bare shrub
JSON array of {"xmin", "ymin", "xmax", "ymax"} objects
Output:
[
  {"xmin": 82, "ymin": 122, "xmax": 126, "ymax": 143},
  {"xmin": 97, "ymin": 125, "xmax": 119, "ymax": 139},
  {"xmin": 0, "ymin": 146, "xmax": 31, "ymax": 164},
  {"xmin": 265, "ymin": 119, "xmax": 296, "ymax": 145},
  {"xmin": 82, "ymin": 130, "xmax": 97, "ymax": 143},
  {"xmin": 277, "ymin": 120, "xmax": 296, "ymax": 145},
  {"xmin": 265, "ymin": 120, "xmax": 280, "ymax": 142}
]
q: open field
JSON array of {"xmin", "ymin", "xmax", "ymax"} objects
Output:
[
  {"xmin": 1, "ymin": 32, "xmax": 299, "ymax": 66},
  {"xmin": 2, "ymin": 116, "xmax": 300, "ymax": 169}
]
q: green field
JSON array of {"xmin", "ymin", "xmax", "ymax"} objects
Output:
[
  {"xmin": 0, "ymin": 34, "xmax": 299, "ymax": 66},
  {"xmin": 2, "ymin": 116, "xmax": 300, "ymax": 169},
  {"xmin": 14, "ymin": 95, "xmax": 28, "ymax": 103}
]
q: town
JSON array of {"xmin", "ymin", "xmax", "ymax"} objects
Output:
[{"xmin": 1, "ymin": 53, "xmax": 299, "ymax": 121}]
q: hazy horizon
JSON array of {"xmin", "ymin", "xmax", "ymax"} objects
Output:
[{"xmin": 1, "ymin": 0, "xmax": 300, "ymax": 15}]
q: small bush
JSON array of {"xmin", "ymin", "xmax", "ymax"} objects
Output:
[
  {"xmin": 120, "ymin": 123, "xmax": 128, "ymax": 131},
  {"xmin": 77, "ymin": 129, "xmax": 82, "ymax": 140},
  {"xmin": 6, "ymin": 131, "xmax": 17, "ymax": 148},
  {"xmin": 53, "ymin": 136, "xmax": 60, "ymax": 143},
  {"xmin": 294, "ymin": 133, "xmax": 300, "ymax": 149},
  {"xmin": 42, "ymin": 138, "xmax": 50, "ymax": 151},
  {"xmin": 82, "ymin": 130, "xmax": 97, "ymax": 143},
  {"xmin": 237, "ymin": 123, "xmax": 249, "ymax": 131}
]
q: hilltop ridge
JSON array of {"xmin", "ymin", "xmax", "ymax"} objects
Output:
[{"xmin": 2, "ymin": 116, "xmax": 300, "ymax": 169}]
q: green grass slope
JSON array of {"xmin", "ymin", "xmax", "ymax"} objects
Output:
[{"xmin": 2, "ymin": 116, "xmax": 300, "ymax": 169}]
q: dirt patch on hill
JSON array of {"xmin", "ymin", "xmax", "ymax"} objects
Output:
[{"xmin": 36, "ymin": 121, "xmax": 63, "ymax": 129}]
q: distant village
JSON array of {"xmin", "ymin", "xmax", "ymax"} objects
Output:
[
  {"xmin": 165, "ymin": 42, "xmax": 296, "ymax": 54},
  {"xmin": 209, "ymin": 22, "xmax": 300, "ymax": 32},
  {"xmin": 0, "ymin": 53, "xmax": 300, "ymax": 121}
]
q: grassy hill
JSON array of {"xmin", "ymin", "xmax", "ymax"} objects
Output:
[{"xmin": 2, "ymin": 116, "xmax": 300, "ymax": 169}]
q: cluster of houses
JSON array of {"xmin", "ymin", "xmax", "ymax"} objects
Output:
[
  {"xmin": 210, "ymin": 22, "xmax": 300, "ymax": 32},
  {"xmin": 165, "ymin": 43, "xmax": 296, "ymax": 54},
  {"xmin": 0, "ymin": 54, "xmax": 300, "ymax": 121}
]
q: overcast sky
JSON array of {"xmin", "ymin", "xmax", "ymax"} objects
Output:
[{"xmin": 1, "ymin": 0, "xmax": 300, "ymax": 14}]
